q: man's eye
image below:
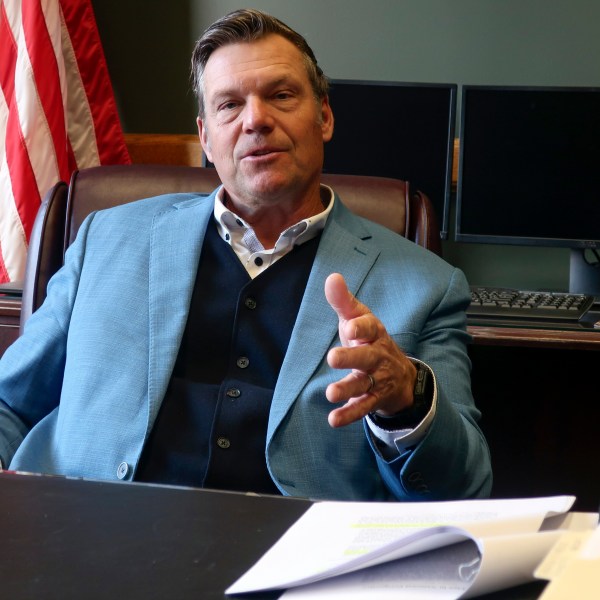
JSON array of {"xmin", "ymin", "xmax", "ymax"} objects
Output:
[{"xmin": 219, "ymin": 101, "xmax": 238, "ymax": 111}]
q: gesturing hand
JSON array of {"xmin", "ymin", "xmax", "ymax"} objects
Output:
[{"xmin": 324, "ymin": 273, "xmax": 417, "ymax": 428}]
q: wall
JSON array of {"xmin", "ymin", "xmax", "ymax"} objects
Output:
[{"xmin": 92, "ymin": 0, "xmax": 600, "ymax": 290}]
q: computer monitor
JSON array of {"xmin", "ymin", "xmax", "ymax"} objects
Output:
[
  {"xmin": 456, "ymin": 85, "xmax": 600, "ymax": 295},
  {"xmin": 323, "ymin": 80, "xmax": 457, "ymax": 239}
]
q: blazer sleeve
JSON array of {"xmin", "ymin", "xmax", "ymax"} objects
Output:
[
  {"xmin": 366, "ymin": 267, "xmax": 493, "ymax": 500},
  {"xmin": 0, "ymin": 213, "xmax": 95, "ymax": 467}
]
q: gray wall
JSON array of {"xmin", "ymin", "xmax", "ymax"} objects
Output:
[{"xmin": 92, "ymin": 1, "xmax": 600, "ymax": 291}]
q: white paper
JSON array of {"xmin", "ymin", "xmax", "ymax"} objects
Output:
[
  {"xmin": 279, "ymin": 531, "xmax": 564, "ymax": 600},
  {"xmin": 226, "ymin": 495, "xmax": 575, "ymax": 596}
]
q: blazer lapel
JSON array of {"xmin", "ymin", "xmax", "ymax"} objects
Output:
[
  {"xmin": 146, "ymin": 193, "xmax": 215, "ymax": 422},
  {"xmin": 267, "ymin": 200, "xmax": 381, "ymax": 437}
]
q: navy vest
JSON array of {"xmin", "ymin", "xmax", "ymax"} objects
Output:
[{"xmin": 135, "ymin": 222, "xmax": 320, "ymax": 493}]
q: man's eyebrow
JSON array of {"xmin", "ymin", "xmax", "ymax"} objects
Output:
[
  {"xmin": 210, "ymin": 89, "xmax": 236, "ymax": 103},
  {"xmin": 267, "ymin": 74, "xmax": 298, "ymax": 88},
  {"xmin": 210, "ymin": 73, "xmax": 301, "ymax": 100}
]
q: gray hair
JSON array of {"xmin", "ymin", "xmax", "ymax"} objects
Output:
[{"xmin": 191, "ymin": 8, "xmax": 329, "ymax": 118}]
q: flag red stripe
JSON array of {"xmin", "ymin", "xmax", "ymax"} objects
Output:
[
  {"xmin": 0, "ymin": 2, "xmax": 16, "ymax": 105},
  {"xmin": 60, "ymin": 0, "xmax": 130, "ymax": 165},
  {"xmin": 1, "ymin": 2, "xmax": 41, "ymax": 239},
  {"xmin": 21, "ymin": 0, "xmax": 70, "ymax": 182},
  {"xmin": 0, "ymin": 244, "xmax": 9, "ymax": 282}
]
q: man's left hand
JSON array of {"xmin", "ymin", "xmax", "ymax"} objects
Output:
[{"xmin": 324, "ymin": 273, "xmax": 417, "ymax": 427}]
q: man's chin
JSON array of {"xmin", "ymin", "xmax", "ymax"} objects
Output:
[{"xmin": 237, "ymin": 172, "xmax": 296, "ymax": 199}]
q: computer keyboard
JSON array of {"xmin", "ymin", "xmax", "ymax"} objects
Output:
[{"xmin": 467, "ymin": 286, "xmax": 595, "ymax": 321}]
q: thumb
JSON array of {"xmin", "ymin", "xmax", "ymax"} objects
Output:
[{"xmin": 324, "ymin": 273, "xmax": 368, "ymax": 322}]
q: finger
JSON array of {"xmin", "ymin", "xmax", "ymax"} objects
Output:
[
  {"xmin": 328, "ymin": 395, "xmax": 375, "ymax": 428},
  {"xmin": 327, "ymin": 344, "xmax": 375, "ymax": 372},
  {"xmin": 326, "ymin": 370, "xmax": 375, "ymax": 404}
]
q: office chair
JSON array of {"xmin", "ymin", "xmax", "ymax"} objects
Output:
[{"xmin": 20, "ymin": 164, "xmax": 441, "ymax": 331}]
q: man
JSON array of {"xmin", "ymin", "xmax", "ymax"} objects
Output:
[{"xmin": 0, "ymin": 9, "xmax": 491, "ymax": 501}]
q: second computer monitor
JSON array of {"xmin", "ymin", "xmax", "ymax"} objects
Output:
[
  {"xmin": 456, "ymin": 85, "xmax": 600, "ymax": 294},
  {"xmin": 324, "ymin": 79, "xmax": 457, "ymax": 239}
]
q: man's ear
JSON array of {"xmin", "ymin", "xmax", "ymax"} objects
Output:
[
  {"xmin": 321, "ymin": 96, "xmax": 334, "ymax": 143},
  {"xmin": 197, "ymin": 116, "xmax": 213, "ymax": 163}
]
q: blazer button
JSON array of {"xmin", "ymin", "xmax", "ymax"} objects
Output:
[
  {"xmin": 117, "ymin": 462, "xmax": 130, "ymax": 480},
  {"xmin": 236, "ymin": 356, "xmax": 250, "ymax": 369}
]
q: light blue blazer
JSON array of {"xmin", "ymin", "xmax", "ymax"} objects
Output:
[{"xmin": 0, "ymin": 189, "xmax": 491, "ymax": 501}]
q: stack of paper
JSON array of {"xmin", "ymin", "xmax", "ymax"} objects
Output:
[{"xmin": 226, "ymin": 495, "xmax": 597, "ymax": 599}]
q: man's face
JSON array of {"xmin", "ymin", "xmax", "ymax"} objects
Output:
[{"xmin": 197, "ymin": 34, "xmax": 333, "ymax": 210}]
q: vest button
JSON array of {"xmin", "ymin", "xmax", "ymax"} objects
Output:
[
  {"xmin": 116, "ymin": 462, "xmax": 129, "ymax": 479},
  {"xmin": 236, "ymin": 356, "xmax": 250, "ymax": 369},
  {"xmin": 226, "ymin": 387, "xmax": 241, "ymax": 398},
  {"xmin": 244, "ymin": 297, "xmax": 257, "ymax": 310},
  {"xmin": 216, "ymin": 437, "xmax": 231, "ymax": 449}
]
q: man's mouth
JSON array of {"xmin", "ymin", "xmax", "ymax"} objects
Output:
[{"xmin": 243, "ymin": 146, "xmax": 282, "ymax": 159}]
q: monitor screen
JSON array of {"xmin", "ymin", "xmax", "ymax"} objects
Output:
[
  {"xmin": 324, "ymin": 80, "xmax": 457, "ymax": 239},
  {"xmin": 456, "ymin": 85, "xmax": 600, "ymax": 293}
]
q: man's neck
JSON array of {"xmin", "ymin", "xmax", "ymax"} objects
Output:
[{"xmin": 222, "ymin": 187, "xmax": 328, "ymax": 249}]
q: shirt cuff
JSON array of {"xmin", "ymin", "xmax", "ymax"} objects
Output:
[{"xmin": 365, "ymin": 359, "xmax": 437, "ymax": 454}]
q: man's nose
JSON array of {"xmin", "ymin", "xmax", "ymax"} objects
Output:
[{"xmin": 242, "ymin": 97, "xmax": 274, "ymax": 133}]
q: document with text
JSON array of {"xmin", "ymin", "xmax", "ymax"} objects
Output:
[{"xmin": 226, "ymin": 495, "xmax": 579, "ymax": 599}]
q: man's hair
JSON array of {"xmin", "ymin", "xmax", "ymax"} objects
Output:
[{"xmin": 191, "ymin": 8, "xmax": 329, "ymax": 118}]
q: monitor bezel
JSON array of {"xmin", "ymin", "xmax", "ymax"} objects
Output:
[
  {"xmin": 455, "ymin": 84, "xmax": 600, "ymax": 250},
  {"xmin": 325, "ymin": 78, "xmax": 458, "ymax": 240}
]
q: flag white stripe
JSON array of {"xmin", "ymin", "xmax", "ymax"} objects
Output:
[
  {"xmin": 60, "ymin": 8, "xmax": 99, "ymax": 168},
  {"xmin": 17, "ymin": 1, "xmax": 63, "ymax": 200}
]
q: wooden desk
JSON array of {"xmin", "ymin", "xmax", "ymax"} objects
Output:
[
  {"xmin": 468, "ymin": 306, "xmax": 600, "ymax": 349},
  {"xmin": 469, "ymin": 323, "xmax": 600, "ymax": 350},
  {"xmin": 468, "ymin": 339, "xmax": 599, "ymax": 513},
  {"xmin": 0, "ymin": 297, "xmax": 20, "ymax": 355}
]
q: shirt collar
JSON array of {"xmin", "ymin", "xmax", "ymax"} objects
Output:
[
  {"xmin": 213, "ymin": 185, "xmax": 334, "ymax": 252},
  {"xmin": 212, "ymin": 185, "xmax": 334, "ymax": 278}
]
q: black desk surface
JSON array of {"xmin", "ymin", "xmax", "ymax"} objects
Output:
[
  {"xmin": 0, "ymin": 471, "xmax": 548, "ymax": 600},
  {"xmin": 0, "ymin": 472, "xmax": 310, "ymax": 599}
]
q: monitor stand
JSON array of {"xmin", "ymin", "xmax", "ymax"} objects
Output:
[{"xmin": 569, "ymin": 248, "xmax": 600, "ymax": 297}]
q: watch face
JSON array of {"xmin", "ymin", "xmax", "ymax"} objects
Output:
[{"xmin": 414, "ymin": 367, "xmax": 428, "ymax": 397}]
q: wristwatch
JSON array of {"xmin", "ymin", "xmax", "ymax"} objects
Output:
[{"xmin": 369, "ymin": 362, "xmax": 433, "ymax": 430}]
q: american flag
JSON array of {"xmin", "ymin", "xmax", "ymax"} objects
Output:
[{"xmin": 0, "ymin": 0, "xmax": 130, "ymax": 284}]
